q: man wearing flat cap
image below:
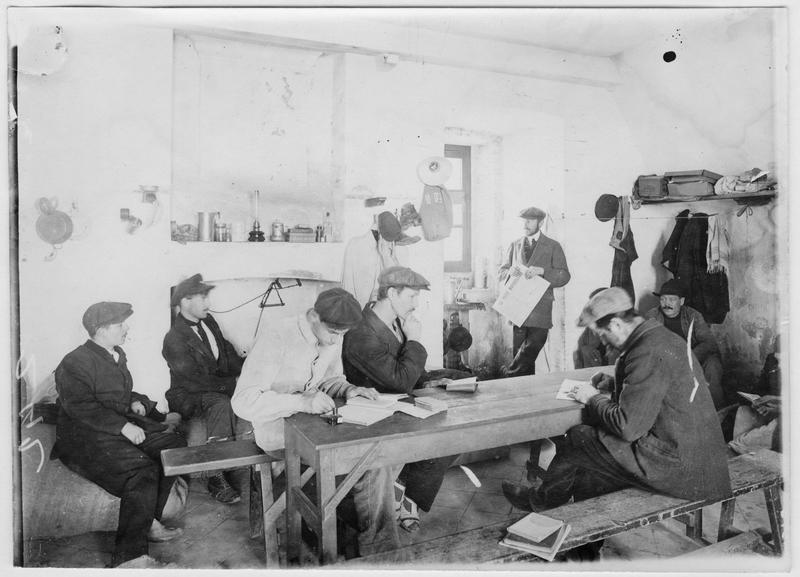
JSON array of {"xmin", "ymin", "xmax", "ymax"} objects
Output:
[
  {"xmin": 163, "ymin": 273, "xmax": 245, "ymax": 504},
  {"xmin": 54, "ymin": 302, "xmax": 186, "ymax": 566},
  {"xmin": 645, "ymin": 279, "xmax": 724, "ymax": 407},
  {"xmin": 232, "ymin": 287, "xmax": 399, "ymax": 557},
  {"xmin": 498, "ymin": 206, "xmax": 571, "ymax": 377},
  {"xmin": 502, "ymin": 288, "xmax": 731, "ymax": 559},
  {"xmin": 343, "ymin": 266, "xmax": 468, "ymax": 533}
]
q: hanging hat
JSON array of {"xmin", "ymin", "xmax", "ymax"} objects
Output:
[
  {"xmin": 314, "ymin": 288, "xmax": 363, "ymax": 330},
  {"xmin": 364, "ymin": 197, "xmax": 386, "ymax": 208},
  {"xmin": 594, "ymin": 194, "xmax": 620, "ymax": 222},
  {"xmin": 577, "ymin": 287, "xmax": 633, "ymax": 327},
  {"xmin": 519, "ymin": 206, "xmax": 546, "ymax": 220},
  {"xmin": 82, "ymin": 302, "xmax": 133, "ymax": 334},
  {"xmin": 417, "ymin": 156, "xmax": 453, "ymax": 186},
  {"xmin": 447, "ymin": 326, "xmax": 473, "ymax": 352},
  {"xmin": 377, "ymin": 211, "xmax": 419, "ymax": 245},
  {"xmin": 171, "ymin": 273, "xmax": 215, "ymax": 307},
  {"xmin": 378, "ymin": 266, "xmax": 430, "ymax": 290}
]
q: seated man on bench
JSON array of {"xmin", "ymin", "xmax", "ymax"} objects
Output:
[
  {"xmin": 54, "ymin": 302, "xmax": 186, "ymax": 567},
  {"xmin": 231, "ymin": 287, "xmax": 400, "ymax": 557},
  {"xmin": 503, "ymin": 288, "xmax": 732, "ymax": 554}
]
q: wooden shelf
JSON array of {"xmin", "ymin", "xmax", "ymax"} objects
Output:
[{"xmin": 636, "ymin": 191, "xmax": 776, "ymax": 206}]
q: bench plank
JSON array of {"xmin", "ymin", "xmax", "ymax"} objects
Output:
[
  {"xmin": 347, "ymin": 449, "xmax": 782, "ymax": 566},
  {"xmin": 160, "ymin": 440, "xmax": 283, "ymax": 476}
]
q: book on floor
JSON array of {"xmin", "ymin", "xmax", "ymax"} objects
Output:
[{"xmin": 499, "ymin": 511, "xmax": 571, "ymax": 562}]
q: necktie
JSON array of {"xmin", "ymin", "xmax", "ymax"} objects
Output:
[
  {"xmin": 189, "ymin": 319, "xmax": 213, "ymax": 354},
  {"xmin": 524, "ymin": 237, "xmax": 534, "ymax": 262}
]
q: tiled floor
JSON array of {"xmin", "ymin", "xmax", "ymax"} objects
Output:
[{"xmin": 23, "ymin": 444, "xmax": 782, "ymax": 570}]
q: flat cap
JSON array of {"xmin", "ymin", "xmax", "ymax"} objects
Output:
[
  {"xmin": 171, "ymin": 273, "xmax": 214, "ymax": 307},
  {"xmin": 378, "ymin": 266, "xmax": 430, "ymax": 290},
  {"xmin": 314, "ymin": 288, "xmax": 363, "ymax": 330},
  {"xmin": 577, "ymin": 287, "xmax": 633, "ymax": 327},
  {"xmin": 519, "ymin": 206, "xmax": 546, "ymax": 220},
  {"xmin": 377, "ymin": 211, "xmax": 419, "ymax": 245},
  {"xmin": 82, "ymin": 301, "xmax": 133, "ymax": 334},
  {"xmin": 653, "ymin": 279, "xmax": 686, "ymax": 298}
]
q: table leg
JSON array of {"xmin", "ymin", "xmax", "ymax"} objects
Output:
[
  {"xmin": 285, "ymin": 438, "xmax": 302, "ymax": 564},
  {"xmin": 764, "ymin": 485, "xmax": 783, "ymax": 554},
  {"xmin": 317, "ymin": 450, "xmax": 338, "ymax": 565}
]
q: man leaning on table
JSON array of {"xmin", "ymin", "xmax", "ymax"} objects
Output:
[
  {"xmin": 502, "ymin": 288, "xmax": 731, "ymax": 556},
  {"xmin": 231, "ymin": 287, "xmax": 400, "ymax": 557}
]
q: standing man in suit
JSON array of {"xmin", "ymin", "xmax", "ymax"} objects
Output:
[
  {"xmin": 498, "ymin": 206, "xmax": 571, "ymax": 377},
  {"xmin": 163, "ymin": 273, "xmax": 245, "ymax": 504}
]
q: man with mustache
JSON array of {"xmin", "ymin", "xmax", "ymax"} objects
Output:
[{"xmin": 645, "ymin": 279, "xmax": 724, "ymax": 408}]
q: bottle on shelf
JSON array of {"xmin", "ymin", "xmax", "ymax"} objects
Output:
[{"xmin": 322, "ymin": 211, "xmax": 334, "ymax": 243}]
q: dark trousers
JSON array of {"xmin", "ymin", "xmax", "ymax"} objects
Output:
[
  {"xmin": 398, "ymin": 455, "xmax": 458, "ymax": 511},
  {"xmin": 198, "ymin": 392, "xmax": 237, "ymax": 442},
  {"xmin": 534, "ymin": 425, "xmax": 648, "ymax": 508},
  {"xmin": 507, "ymin": 326, "xmax": 549, "ymax": 377},
  {"xmin": 59, "ymin": 430, "xmax": 187, "ymax": 566}
]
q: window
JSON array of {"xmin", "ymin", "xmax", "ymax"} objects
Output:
[{"xmin": 443, "ymin": 144, "xmax": 471, "ymax": 272}]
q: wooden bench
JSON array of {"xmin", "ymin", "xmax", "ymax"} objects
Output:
[
  {"xmin": 160, "ymin": 439, "xmax": 313, "ymax": 566},
  {"xmin": 346, "ymin": 449, "xmax": 782, "ymax": 566}
]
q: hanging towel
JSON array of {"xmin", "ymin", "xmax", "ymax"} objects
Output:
[
  {"xmin": 610, "ymin": 196, "xmax": 638, "ymax": 299},
  {"xmin": 609, "ymin": 196, "xmax": 630, "ymax": 251},
  {"xmin": 706, "ymin": 215, "xmax": 730, "ymax": 274}
]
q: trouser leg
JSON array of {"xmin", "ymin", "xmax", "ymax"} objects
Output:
[
  {"xmin": 58, "ymin": 433, "xmax": 183, "ymax": 566},
  {"xmin": 137, "ymin": 430, "xmax": 188, "ymax": 519},
  {"xmin": 507, "ymin": 327, "xmax": 548, "ymax": 377},
  {"xmin": 200, "ymin": 392, "xmax": 237, "ymax": 441},
  {"xmin": 398, "ymin": 455, "xmax": 458, "ymax": 512},
  {"xmin": 535, "ymin": 425, "xmax": 646, "ymax": 508},
  {"xmin": 702, "ymin": 355, "xmax": 724, "ymax": 409},
  {"xmin": 347, "ymin": 467, "xmax": 400, "ymax": 556}
]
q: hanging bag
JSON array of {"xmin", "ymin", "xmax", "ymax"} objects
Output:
[{"xmin": 419, "ymin": 185, "xmax": 453, "ymax": 241}]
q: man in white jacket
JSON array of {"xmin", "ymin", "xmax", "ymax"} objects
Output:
[{"xmin": 231, "ymin": 287, "xmax": 399, "ymax": 558}]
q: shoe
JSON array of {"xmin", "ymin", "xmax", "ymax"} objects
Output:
[
  {"xmin": 208, "ymin": 473, "xmax": 241, "ymax": 504},
  {"xmin": 147, "ymin": 519, "xmax": 183, "ymax": 542},
  {"xmin": 502, "ymin": 481, "xmax": 534, "ymax": 511},
  {"xmin": 398, "ymin": 495, "xmax": 420, "ymax": 532}
]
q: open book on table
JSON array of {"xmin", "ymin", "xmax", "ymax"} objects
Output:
[
  {"xmin": 555, "ymin": 378, "xmax": 589, "ymax": 401},
  {"xmin": 338, "ymin": 394, "xmax": 447, "ymax": 426},
  {"xmin": 499, "ymin": 511, "xmax": 571, "ymax": 562}
]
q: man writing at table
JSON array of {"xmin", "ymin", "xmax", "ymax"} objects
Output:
[
  {"xmin": 231, "ymin": 287, "xmax": 400, "ymax": 557},
  {"xmin": 503, "ymin": 288, "xmax": 731, "ymax": 555}
]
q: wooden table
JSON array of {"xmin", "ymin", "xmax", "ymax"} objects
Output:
[{"xmin": 284, "ymin": 366, "xmax": 609, "ymax": 565}]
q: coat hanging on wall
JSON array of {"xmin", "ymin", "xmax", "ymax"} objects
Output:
[{"xmin": 662, "ymin": 209, "xmax": 730, "ymax": 324}]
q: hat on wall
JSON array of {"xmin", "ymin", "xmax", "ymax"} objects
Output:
[
  {"xmin": 82, "ymin": 301, "xmax": 133, "ymax": 334},
  {"xmin": 364, "ymin": 197, "xmax": 386, "ymax": 208},
  {"xmin": 171, "ymin": 273, "xmax": 215, "ymax": 307},
  {"xmin": 314, "ymin": 288, "xmax": 363, "ymax": 330},
  {"xmin": 447, "ymin": 326, "xmax": 473, "ymax": 352},
  {"xmin": 399, "ymin": 203, "xmax": 422, "ymax": 230},
  {"xmin": 378, "ymin": 211, "xmax": 420, "ymax": 245},
  {"xmin": 577, "ymin": 287, "xmax": 634, "ymax": 327},
  {"xmin": 378, "ymin": 266, "xmax": 430, "ymax": 290},
  {"xmin": 519, "ymin": 206, "xmax": 546, "ymax": 221},
  {"xmin": 653, "ymin": 279, "xmax": 686, "ymax": 298},
  {"xmin": 594, "ymin": 194, "xmax": 620, "ymax": 222},
  {"xmin": 417, "ymin": 156, "xmax": 453, "ymax": 186}
]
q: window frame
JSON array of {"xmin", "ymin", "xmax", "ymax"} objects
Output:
[{"xmin": 443, "ymin": 144, "xmax": 472, "ymax": 273}]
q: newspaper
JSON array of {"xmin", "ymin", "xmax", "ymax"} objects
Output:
[{"xmin": 493, "ymin": 271, "xmax": 550, "ymax": 326}]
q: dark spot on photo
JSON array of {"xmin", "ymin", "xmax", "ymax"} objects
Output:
[{"xmin": 663, "ymin": 51, "xmax": 677, "ymax": 63}]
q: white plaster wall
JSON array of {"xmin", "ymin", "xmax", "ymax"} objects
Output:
[{"xmin": 16, "ymin": 18, "xmax": 174, "ymax": 405}]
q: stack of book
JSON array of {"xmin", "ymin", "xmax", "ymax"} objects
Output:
[
  {"xmin": 499, "ymin": 511, "xmax": 571, "ymax": 561},
  {"xmin": 413, "ymin": 396, "xmax": 448, "ymax": 415}
]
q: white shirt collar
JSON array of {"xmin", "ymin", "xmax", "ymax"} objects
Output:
[{"xmin": 526, "ymin": 231, "xmax": 541, "ymax": 242}]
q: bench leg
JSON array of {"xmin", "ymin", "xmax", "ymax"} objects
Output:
[
  {"xmin": 258, "ymin": 463, "xmax": 280, "ymax": 566},
  {"xmin": 676, "ymin": 510, "xmax": 704, "ymax": 541},
  {"xmin": 717, "ymin": 498, "xmax": 737, "ymax": 541},
  {"xmin": 249, "ymin": 466, "xmax": 264, "ymax": 539},
  {"xmin": 764, "ymin": 485, "xmax": 783, "ymax": 555}
]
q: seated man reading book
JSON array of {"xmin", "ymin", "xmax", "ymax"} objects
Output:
[
  {"xmin": 503, "ymin": 288, "xmax": 731, "ymax": 558},
  {"xmin": 342, "ymin": 266, "xmax": 468, "ymax": 532}
]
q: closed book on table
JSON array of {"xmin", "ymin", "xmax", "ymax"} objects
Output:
[{"xmin": 446, "ymin": 376, "xmax": 478, "ymax": 392}]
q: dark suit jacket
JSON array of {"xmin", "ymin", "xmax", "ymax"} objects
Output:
[
  {"xmin": 342, "ymin": 305, "xmax": 428, "ymax": 394},
  {"xmin": 162, "ymin": 314, "xmax": 244, "ymax": 418},
  {"xmin": 53, "ymin": 340, "xmax": 165, "ymax": 459},
  {"xmin": 587, "ymin": 319, "xmax": 731, "ymax": 501},
  {"xmin": 498, "ymin": 233, "xmax": 570, "ymax": 328}
]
